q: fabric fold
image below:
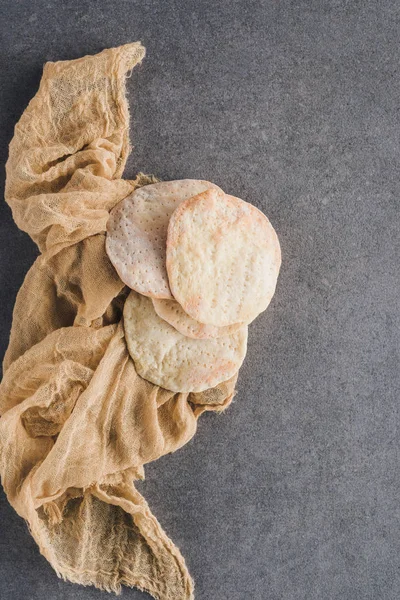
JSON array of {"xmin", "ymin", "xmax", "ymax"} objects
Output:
[{"xmin": 0, "ymin": 43, "xmax": 237, "ymax": 599}]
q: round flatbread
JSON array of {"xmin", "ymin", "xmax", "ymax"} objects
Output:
[
  {"xmin": 106, "ymin": 179, "xmax": 221, "ymax": 299},
  {"xmin": 166, "ymin": 189, "xmax": 281, "ymax": 327},
  {"xmin": 152, "ymin": 298, "xmax": 243, "ymax": 340},
  {"xmin": 123, "ymin": 291, "xmax": 248, "ymax": 393}
]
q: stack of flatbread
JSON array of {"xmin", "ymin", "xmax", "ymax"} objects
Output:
[{"xmin": 106, "ymin": 180, "xmax": 281, "ymax": 393}]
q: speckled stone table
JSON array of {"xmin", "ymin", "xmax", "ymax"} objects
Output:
[{"xmin": 1, "ymin": 1, "xmax": 400, "ymax": 599}]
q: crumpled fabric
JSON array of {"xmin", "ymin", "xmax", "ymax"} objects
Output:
[{"xmin": 0, "ymin": 43, "xmax": 237, "ymax": 600}]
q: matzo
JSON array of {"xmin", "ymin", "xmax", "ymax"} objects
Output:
[
  {"xmin": 152, "ymin": 298, "xmax": 242, "ymax": 339},
  {"xmin": 123, "ymin": 291, "xmax": 248, "ymax": 393},
  {"xmin": 106, "ymin": 180, "xmax": 221, "ymax": 299},
  {"xmin": 166, "ymin": 189, "xmax": 281, "ymax": 327}
]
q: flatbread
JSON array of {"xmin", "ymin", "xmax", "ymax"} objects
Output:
[
  {"xmin": 166, "ymin": 189, "xmax": 281, "ymax": 327},
  {"xmin": 106, "ymin": 180, "xmax": 221, "ymax": 299},
  {"xmin": 152, "ymin": 298, "xmax": 243, "ymax": 339},
  {"xmin": 123, "ymin": 291, "xmax": 248, "ymax": 393}
]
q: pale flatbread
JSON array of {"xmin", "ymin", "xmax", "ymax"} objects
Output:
[
  {"xmin": 166, "ymin": 189, "xmax": 281, "ymax": 327},
  {"xmin": 123, "ymin": 291, "xmax": 248, "ymax": 393},
  {"xmin": 106, "ymin": 180, "xmax": 221, "ymax": 299},
  {"xmin": 152, "ymin": 298, "xmax": 242, "ymax": 339}
]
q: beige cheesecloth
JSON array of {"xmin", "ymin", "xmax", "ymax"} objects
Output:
[{"xmin": 0, "ymin": 43, "xmax": 238, "ymax": 600}]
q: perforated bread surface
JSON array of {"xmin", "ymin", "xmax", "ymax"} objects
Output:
[
  {"xmin": 123, "ymin": 291, "xmax": 248, "ymax": 393},
  {"xmin": 166, "ymin": 189, "xmax": 281, "ymax": 327},
  {"xmin": 106, "ymin": 180, "xmax": 221, "ymax": 299}
]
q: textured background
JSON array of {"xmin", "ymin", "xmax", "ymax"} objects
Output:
[{"xmin": 1, "ymin": 1, "xmax": 400, "ymax": 599}]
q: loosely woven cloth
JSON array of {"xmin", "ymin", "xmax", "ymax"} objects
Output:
[{"xmin": 0, "ymin": 43, "xmax": 237, "ymax": 600}]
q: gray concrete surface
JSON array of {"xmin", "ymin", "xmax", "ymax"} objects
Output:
[{"xmin": 1, "ymin": 1, "xmax": 400, "ymax": 599}]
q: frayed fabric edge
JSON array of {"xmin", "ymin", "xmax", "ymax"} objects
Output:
[{"xmin": 53, "ymin": 563, "xmax": 194, "ymax": 600}]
